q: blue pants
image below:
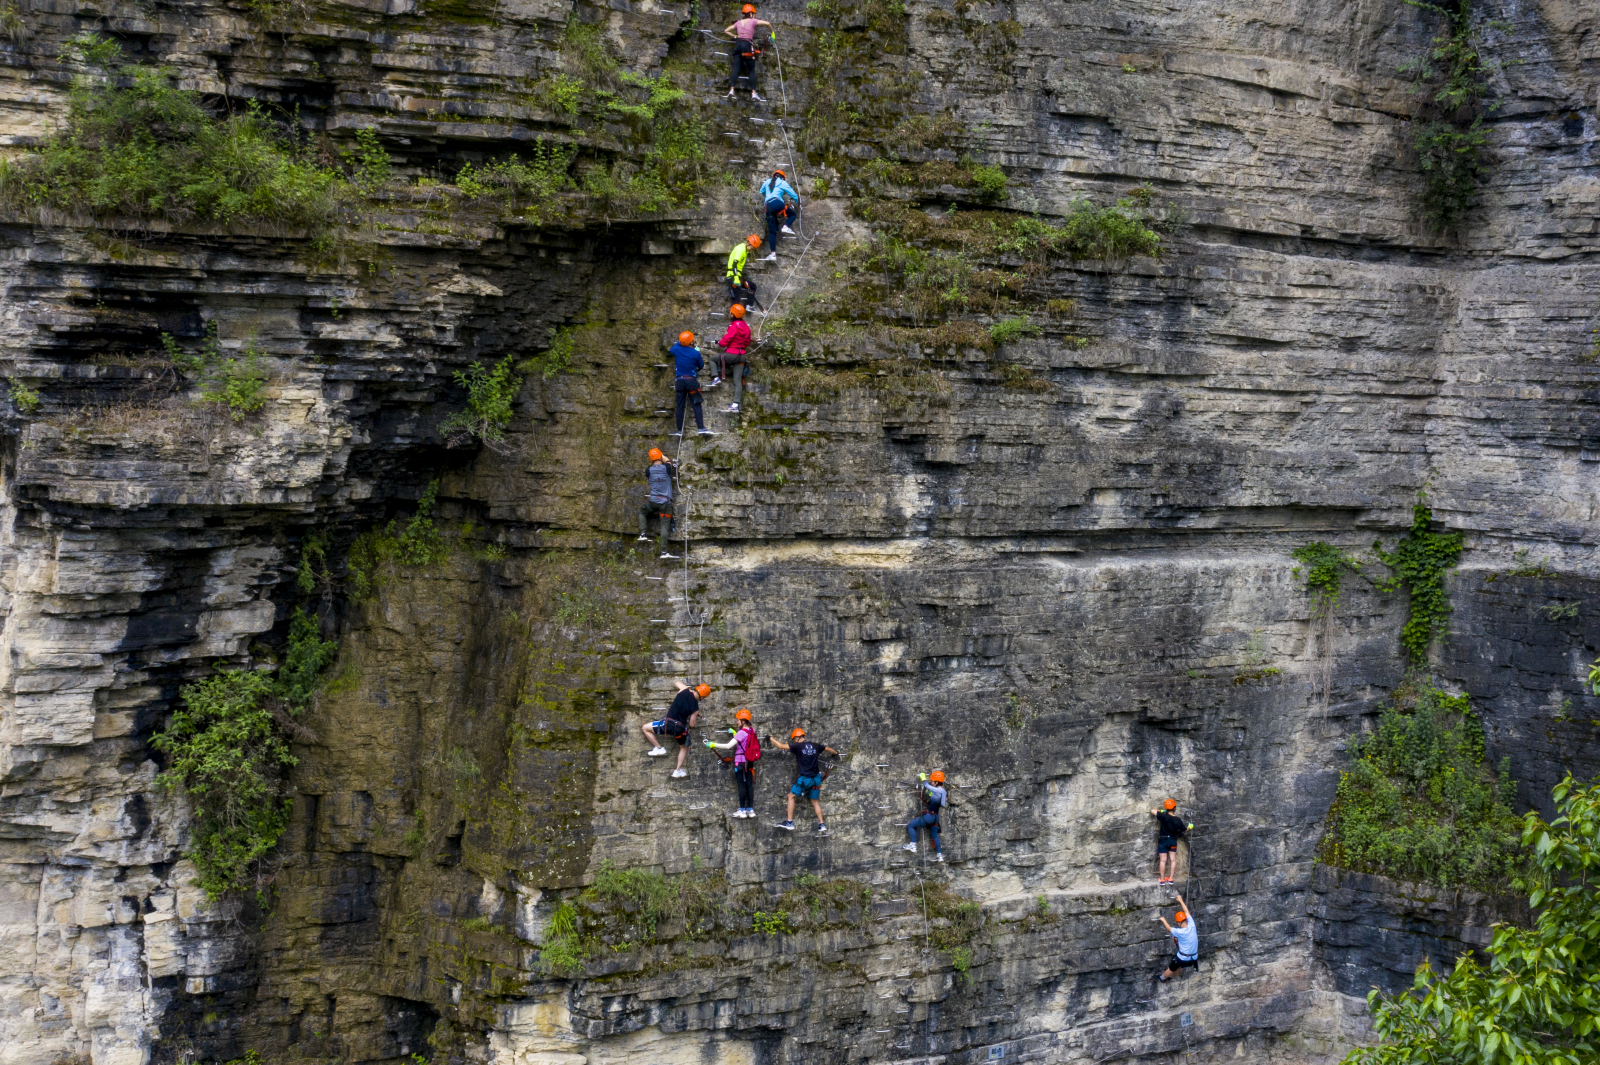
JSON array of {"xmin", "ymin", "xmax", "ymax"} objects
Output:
[
  {"xmin": 765, "ymin": 198, "xmax": 789, "ymax": 252},
  {"xmin": 908, "ymin": 813, "xmax": 941, "ymax": 851},
  {"xmin": 675, "ymin": 377, "xmax": 704, "ymax": 431}
]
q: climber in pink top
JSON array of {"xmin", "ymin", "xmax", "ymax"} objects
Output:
[
  {"xmin": 710, "ymin": 304, "xmax": 752, "ymax": 413},
  {"xmin": 723, "ymin": 4, "xmax": 772, "ymax": 100}
]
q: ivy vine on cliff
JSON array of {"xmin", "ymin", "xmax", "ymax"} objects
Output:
[
  {"xmin": 1373, "ymin": 500, "xmax": 1464, "ymax": 666},
  {"xmin": 1400, "ymin": 1, "xmax": 1508, "ymax": 230}
]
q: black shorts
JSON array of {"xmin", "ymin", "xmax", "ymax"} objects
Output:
[
  {"xmin": 1169, "ymin": 954, "xmax": 1199, "ymax": 970},
  {"xmin": 1158, "ymin": 835, "xmax": 1178, "ymax": 854},
  {"xmin": 651, "ymin": 718, "xmax": 689, "ymax": 744}
]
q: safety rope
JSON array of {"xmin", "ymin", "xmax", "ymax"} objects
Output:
[{"xmin": 753, "ymin": 226, "xmax": 822, "ymax": 339}]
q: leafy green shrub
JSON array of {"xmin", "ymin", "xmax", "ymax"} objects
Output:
[
  {"xmin": 347, "ymin": 481, "xmax": 448, "ymax": 598},
  {"xmin": 9, "ymin": 379, "xmax": 39, "ymax": 413},
  {"xmin": 753, "ymin": 910, "xmax": 792, "ymax": 935},
  {"xmin": 160, "ymin": 328, "xmax": 272, "ymax": 420},
  {"xmin": 153, "ymin": 604, "xmax": 338, "ymax": 899},
  {"xmin": 523, "ymin": 328, "xmax": 574, "ymax": 379},
  {"xmin": 440, "ymin": 355, "xmax": 520, "ymax": 447},
  {"xmin": 277, "ymin": 608, "xmax": 337, "ymax": 712},
  {"xmin": 554, "ymin": 589, "xmax": 606, "ymax": 626},
  {"xmin": 970, "ymin": 163, "xmax": 1007, "ymax": 204},
  {"xmin": 295, "ymin": 532, "xmax": 330, "ymax": 596},
  {"xmin": 454, "ymin": 143, "xmax": 577, "ymax": 224},
  {"xmin": 1347, "ymin": 774, "xmax": 1600, "ymax": 1065},
  {"xmin": 0, "ymin": 60, "xmax": 349, "ymax": 231},
  {"xmin": 1319, "ymin": 684, "xmax": 1523, "ymax": 890},
  {"xmin": 1059, "ymin": 195, "xmax": 1163, "ymax": 261},
  {"xmin": 154, "ymin": 669, "xmax": 291, "ymax": 899},
  {"xmin": 198, "ymin": 343, "xmax": 270, "ymax": 421},
  {"xmin": 343, "ymin": 128, "xmax": 392, "ymax": 192},
  {"xmin": 947, "ymin": 945, "xmax": 972, "ymax": 972},
  {"xmin": 1399, "ymin": 1, "xmax": 1506, "ymax": 229},
  {"xmin": 1374, "ymin": 501, "xmax": 1465, "ymax": 666},
  {"xmin": 988, "ymin": 317, "xmax": 1038, "ymax": 344}
]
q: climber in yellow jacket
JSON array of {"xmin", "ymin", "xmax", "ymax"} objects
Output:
[{"xmin": 726, "ymin": 234, "xmax": 764, "ymax": 310}]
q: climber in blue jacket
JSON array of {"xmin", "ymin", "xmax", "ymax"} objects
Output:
[
  {"xmin": 668, "ymin": 330, "xmax": 711, "ymax": 437},
  {"xmin": 758, "ymin": 170, "xmax": 799, "ymax": 256}
]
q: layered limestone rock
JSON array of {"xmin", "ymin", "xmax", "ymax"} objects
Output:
[{"xmin": 0, "ymin": 0, "xmax": 1596, "ymax": 1062}]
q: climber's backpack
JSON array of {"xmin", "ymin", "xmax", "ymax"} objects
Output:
[{"xmin": 741, "ymin": 727, "xmax": 762, "ymax": 763}]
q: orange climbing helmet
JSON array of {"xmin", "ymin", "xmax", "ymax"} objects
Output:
[
  {"xmin": 773, "ymin": 168, "xmax": 785, "ymax": 178},
  {"xmin": 746, "ymin": 234, "xmax": 762, "ymax": 248},
  {"xmin": 1164, "ymin": 798, "xmax": 1177, "ymax": 811},
  {"xmin": 734, "ymin": 707, "xmax": 752, "ymax": 721},
  {"xmin": 929, "ymin": 770, "xmax": 945, "ymax": 784},
  {"xmin": 730, "ymin": 304, "xmax": 746, "ymax": 318},
  {"xmin": 648, "ymin": 448, "xmax": 664, "ymax": 462},
  {"xmin": 695, "ymin": 683, "xmax": 712, "ymax": 698},
  {"xmin": 741, "ymin": 3, "xmax": 755, "ymax": 11},
  {"xmin": 790, "ymin": 727, "xmax": 805, "ymax": 740},
  {"xmin": 679, "ymin": 330, "xmax": 695, "ymax": 345},
  {"xmin": 1174, "ymin": 911, "xmax": 1188, "ymax": 925}
]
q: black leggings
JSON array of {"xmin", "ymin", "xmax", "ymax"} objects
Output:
[{"xmin": 735, "ymin": 764, "xmax": 754, "ymax": 808}]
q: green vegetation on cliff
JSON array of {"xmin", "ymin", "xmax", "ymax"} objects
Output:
[
  {"xmin": 1319, "ymin": 683, "xmax": 1523, "ymax": 890},
  {"xmin": 347, "ymin": 481, "xmax": 448, "ymax": 598},
  {"xmin": 1401, "ymin": 1, "xmax": 1506, "ymax": 230},
  {"xmin": 154, "ymin": 607, "xmax": 337, "ymax": 899},
  {"xmin": 441, "ymin": 355, "xmax": 521, "ymax": 449},
  {"xmin": 1292, "ymin": 541, "xmax": 1362, "ymax": 613},
  {"xmin": 0, "ymin": 39, "xmax": 351, "ymax": 233},
  {"xmin": 1374, "ymin": 501, "xmax": 1465, "ymax": 666},
  {"xmin": 1347, "ymin": 775, "xmax": 1600, "ymax": 1065}
]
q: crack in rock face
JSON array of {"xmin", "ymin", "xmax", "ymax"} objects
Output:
[{"xmin": 1, "ymin": 0, "xmax": 1598, "ymax": 1062}]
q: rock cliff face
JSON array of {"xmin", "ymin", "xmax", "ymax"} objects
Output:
[{"xmin": 0, "ymin": 0, "xmax": 1598, "ymax": 1063}]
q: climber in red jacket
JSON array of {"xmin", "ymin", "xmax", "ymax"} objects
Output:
[{"xmin": 711, "ymin": 304, "xmax": 752, "ymax": 413}]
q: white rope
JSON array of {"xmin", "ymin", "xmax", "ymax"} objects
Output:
[
  {"xmin": 753, "ymin": 227, "xmax": 822, "ymax": 339},
  {"xmin": 770, "ymin": 30, "xmax": 791, "ymax": 117}
]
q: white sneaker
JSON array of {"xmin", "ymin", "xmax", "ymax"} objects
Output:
[
  {"xmin": 721, "ymin": 404, "xmax": 739, "ymax": 413},
  {"xmin": 636, "ymin": 535, "xmax": 650, "ymax": 542},
  {"xmin": 932, "ymin": 853, "xmax": 945, "ymax": 863},
  {"xmin": 726, "ymin": 89, "xmax": 736, "ymax": 97},
  {"xmin": 902, "ymin": 842, "xmax": 916, "ymax": 853},
  {"xmin": 648, "ymin": 747, "xmax": 668, "ymax": 757},
  {"xmin": 751, "ymin": 92, "xmax": 766, "ymax": 101},
  {"xmin": 761, "ymin": 253, "xmax": 777, "ymax": 261},
  {"xmin": 671, "ymin": 768, "xmax": 687, "ymax": 778},
  {"xmin": 781, "ymin": 225, "xmax": 795, "ymax": 235},
  {"xmin": 708, "ymin": 378, "xmax": 721, "ymax": 388},
  {"xmin": 730, "ymin": 808, "xmax": 744, "ymax": 818},
  {"xmin": 660, "ymin": 552, "xmax": 679, "ymax": 559}
]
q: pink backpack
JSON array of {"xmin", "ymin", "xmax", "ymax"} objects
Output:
[{"xmin": 740, "ymin": 727, "xmax": 762, "ymax": 763}]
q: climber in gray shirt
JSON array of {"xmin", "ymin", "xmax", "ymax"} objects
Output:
[{"xmin": 637, "ymin": 447, "xmax": 677, "ymax": 558}]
